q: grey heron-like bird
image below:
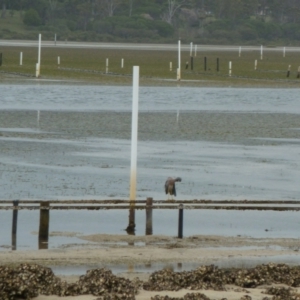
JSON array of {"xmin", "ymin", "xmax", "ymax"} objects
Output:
[{"xmin": 165, "ymin": 177, "xmax": 182, "ymax": 200}]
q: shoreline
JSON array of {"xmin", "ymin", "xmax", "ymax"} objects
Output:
[
  {"xmin": 2, "ymin": 234, "xmax": 300, "ymax": 268},
  {"xmin": 2, "ymin": 235, "xmax": 300, "ymax": 300}
]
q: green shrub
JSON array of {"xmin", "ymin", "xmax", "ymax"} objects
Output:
[{"xmin": 23, "ymin": 9, "xmax": 41, "ymax": 26}]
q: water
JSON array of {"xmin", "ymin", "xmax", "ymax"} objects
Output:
[
  {"xmin": 1, "ymin": 83, "xmax": 300, "ymax": 250},
  {"xmin": 1, "ymin": 84, "xmax": 300, "ymax": 113}
]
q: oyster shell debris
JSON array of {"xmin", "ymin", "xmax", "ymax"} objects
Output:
[
  {"xmin": 143, "ymin": 263, "xmax": 300, "ymax": 291},
  {"xmin": 2, "ymin": 263, "xmax": 300, "ymax": 300},
  {"xmin": 0, "ymin": 264, "xmax": 138, "ymax": 300}
]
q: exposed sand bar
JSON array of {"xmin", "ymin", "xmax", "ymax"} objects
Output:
[{"xmin": 2, "ymin": 234, "xmax": 300, "ymax": 300}]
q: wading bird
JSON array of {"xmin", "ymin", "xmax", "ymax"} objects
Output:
[{"xmin": 165, "ymin": 177, "xmax": 182, "ymax": 200}]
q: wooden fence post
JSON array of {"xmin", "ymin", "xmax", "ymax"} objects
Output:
[
  {"xmin": 178, "ymin": 204, "xmax": 184, "ymax": 239},
  {"xmin": 12, "ymin": 200, "xmax": 19, "ymax": 250},
  {"xmin": 145, "ymin": 197, "xmax": 153, "ymax": 235},
  {"xmin": 39, "ymin": 201, "xmax": 50, "ymax": 249}
]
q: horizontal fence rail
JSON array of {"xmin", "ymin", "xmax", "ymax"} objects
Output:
[
  {"xmin": 1, "ymin": 199, "xmax": 300, "ymax": 204},
  {"xmin": 1, "ymin": 200, "xmax": 300, "ymax": 211}
]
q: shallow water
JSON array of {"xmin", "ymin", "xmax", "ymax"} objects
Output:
[
  {"xmin": 1, "ymin": 84, "xmax": 300, "ymax": 250},
  {"xmin": 1, "ymin": 84, "xmax": 300, "ymax": 113},
  {"xmin": 50, "ymin": 254, "xmax": 300, "ymax": 276}
]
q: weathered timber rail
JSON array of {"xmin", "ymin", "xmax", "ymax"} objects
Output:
[
  {"xmin": 1, "ymin": 199, "xmax": 300, "ymax": 211},
  {"xmin": 1, "ymin": 199, "xmax": 300, "ymax": 204}
]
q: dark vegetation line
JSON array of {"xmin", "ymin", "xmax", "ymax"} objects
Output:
[{"xmin": 0, "ymin": 0, "xmax": 300, "ymax": 45}]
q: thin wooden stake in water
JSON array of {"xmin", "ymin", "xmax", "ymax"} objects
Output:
[
  {"xmin": 121, "ymin": 58, "xmax": 124, "ymax": 68},
  {"xmin": 39, "ymin": 201, "xmax": 49, "ymax": 249},
  {"xmin": 37, "ymin": 110, "xmax": 40, "ymax": 127},
  {"xmin": 255, "ymin": 59, "xmax": 258, "ymax": 70},
  {"xmin": 229, "ymin": 61, "xmax": 232, "ymax": 77},
  {"xmin": 170, "ymin": 62, "xmax": 172, "ymax": 71},
  {"xmin": 12, "ymin": 200, "xmax": 19, "ymax": 251},
  {"xmin": 283, "ymin": 47, "xmax": 286, "ymax": 58},
  {"xmin": 260, "ymin": 45, "xmax": 263, "ymax": 60},
  {"xmin": 58, "ymin": 56, "xmax": 60, "ymax": 67},
  {"xmin": 20, "ymin": 52, "xmax": 23, "ymax": 66},
  {"xmin": 127, "ymin": 66, "xmax": 140, "ymax": 233}
]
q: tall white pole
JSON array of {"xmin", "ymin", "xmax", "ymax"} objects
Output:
[
  {"xmin": 177, "ymin": 39, "xmax": 181, "ymax": 81},
  {"xmin": 260, "ymin": 45, "xmax": 263, "ymax": 60},
  {"xmin": 106, "ymin": 58, "xmax": 109, "ymax": 73},
  {"xmin": 37, "ymin": 33, "xmax": 41, "ymax": 77},
  {"xmin": 283, "ymin": 47, "xmax": 286, "ymax": 58},
  {"xmin": 20, "ymin": 52, "xmax": 23, "ymax": 66},
  {"xmin": 190, "ymin": 42, "xmax": 193, "ymax": 57},
  {"xmin": 129, "ymin": 66, "xmax": 139, "ymax": 201},
  {"xmin": 229, "ymin": 61, "xmax": 232, "ymax": 76},
  {"xmin": 255, "ymin": 59, "xmax": 258, "ymax": 70},
  {"xmin": 121, "ymin": 58, "xmax": 124, "ymax": 68},
  {"xmin": 57, "ymin": 56, "xmax": 60, "ymax": 66}
]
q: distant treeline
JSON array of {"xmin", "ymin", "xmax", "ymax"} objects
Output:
[{"xmin": 1, "ymin": 0, "xmax": 300, "ymax": 44}]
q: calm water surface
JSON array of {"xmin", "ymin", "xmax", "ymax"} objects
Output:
[{"xmin": 1, "ymin": 84, "xmax": 300, "ymax": 250}]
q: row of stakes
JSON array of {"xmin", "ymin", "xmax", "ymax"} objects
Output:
[{"xmin": 1, "ymin": 51, "xmax": 300, "ymax": 78}]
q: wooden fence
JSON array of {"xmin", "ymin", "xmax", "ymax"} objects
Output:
[{"xmin": 2, "ymin": 199, "xmax": 300, "ymax": 250}]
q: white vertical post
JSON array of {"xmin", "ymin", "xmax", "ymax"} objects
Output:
[
  {"xmin": 260, "ymin": 45, "xmax": 263, "ymax": 60},
  {"xmin": 121, "ymin": 58, "xmax": 124, "ymax": 68},
  {"xmin": 130, "ymin": 66, "xmax": 139, "ymax": 201},
  {"xmin": 229, "ymin": 61, "xmax": 232, "ymax": 76},
  {"xmin": 35, "ymin": 63, "xmax": 39, "ymax": 78},
  {"xmin": 190, "ymin": 42, "xmax": 193, "ymax": 57},
  {"xmin": 54, "ymin": 33, "xmax": 57, "ymax": 46},
  {"xmin": 283, "ymin": 47, "xmax": 286, "ymax": 58},
  {"xmin": 170, "ymin": 62, "xmax": 172, "ymax": 71},
  {"xmin": 177, "ymin": 39, "xmax": 181, "ymax": 81},
  {"xmin": 239, "ymin": 46, "xmax": 241, "ymax": 57},
  {"xmin": 20, "ymin": 52, "xmax": 23, "ymax": 66},
  {"xmin": 194, "ymin": 45, "xmax": 197, "ymax": 57},
  {"xmin": 106, "ymin": 58, "xmax": 109, "ymax": 73},
  {"xmin": 37, "ymin": 110, "xmax": 40, "ymax": 127},
  {"xmin": 37, "ymin": 33, "xmax": 41, "ymax": 77},
  {"xmin": 57, "ymin": 56, "xmax": 60, "ymax": 66},
  {"xmin": 254, "ymin": 59, "xmax": 258, "ymax": 70}
]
